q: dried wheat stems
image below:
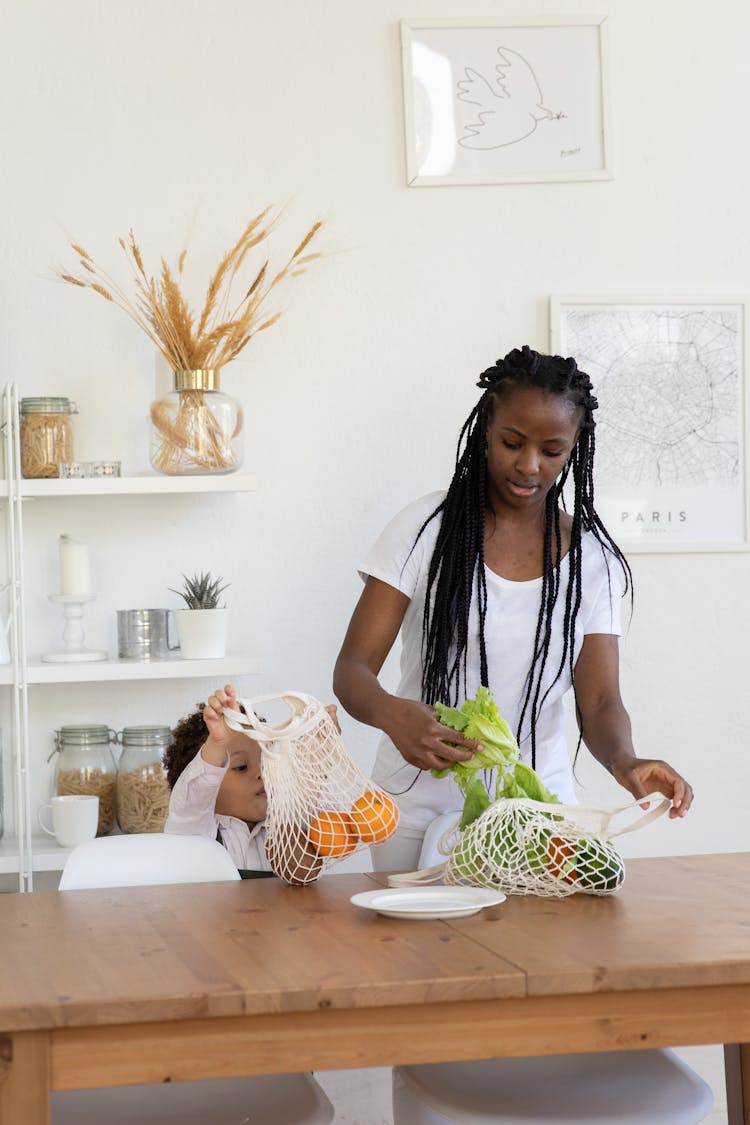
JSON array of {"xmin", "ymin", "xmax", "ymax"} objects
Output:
[{"xmin": 58, "ymin": 210, "xmax": 323, "ymax": 372}]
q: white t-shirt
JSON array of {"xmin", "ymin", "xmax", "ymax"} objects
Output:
[
  {"xmin": 164, "ymin": 748, "xmax": 272, "ymax": 872},
  {"xmin": 359, "ymin": 491, "xmax": 624, "ymax": 831}
]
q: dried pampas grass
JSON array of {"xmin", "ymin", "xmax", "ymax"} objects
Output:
[{"xmin": 58, "ymin": 209, "xmax": 323, "ymax": 372}]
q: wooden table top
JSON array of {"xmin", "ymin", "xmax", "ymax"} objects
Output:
[{"xmin": 0, "ymin": 852, "xmax": 748, "ymax": 1035}]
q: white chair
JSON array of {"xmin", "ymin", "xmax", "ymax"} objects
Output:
[
  {"xmin": 54, "ymin": 832, "xmax": 335, "ymax": 1125},
  {"xmin": 392, "ymin": 1051, "xmax": 714, "ymax": 1125},
  {"xmin": 57, "ymin": 831, "xmax": 243, "ymax": 889},
  {"xmin": 390, "ymin": 818, "xmax": 714, "ymax": 1125}
]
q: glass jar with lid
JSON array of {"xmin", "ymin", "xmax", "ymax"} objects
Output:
[
  {"xmin": 19, "ymin": 397, "xmax": 78, "ymax": 479},
  {"xmin": 116, "ymin": 726, "xmax": 171, "ymax": 834},
  {"xmin": 52, "ymin": 725, "xmax": 117, "ymax": 836}
]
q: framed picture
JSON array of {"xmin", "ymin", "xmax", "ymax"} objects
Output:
[
  {"xmin": 400, "ymin": 16, "xmax": 612, "ymax": 187},
  {"xmin": 550, "ymin": 295, "xmax": 749, "ymax": 552}
]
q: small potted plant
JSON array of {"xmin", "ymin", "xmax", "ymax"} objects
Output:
[{"xmin": 169, "ymin": 572, "xmax": 230, "ymax": 659}]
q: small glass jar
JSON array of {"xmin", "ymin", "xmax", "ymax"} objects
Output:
[
  {"xmin": 116, "ymin": 726, "xmax": 171, "ymax": 834},
  {"xmin": 150, "ymin": 369, "xmax": 243, "ymax": 475},
  {"xmin": 19, "ymin": 397, "xmax": 78, "ymax": 479},
  {"xmin": 53, "ymin": 725, "xmax": 117, "ymax": 836}
]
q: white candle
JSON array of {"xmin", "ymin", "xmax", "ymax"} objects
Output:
[{"xmin": 59, "ymin": 535, "xmax": 91, "ymax": 596}]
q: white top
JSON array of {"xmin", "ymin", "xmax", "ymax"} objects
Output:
[
  {"xmin": 360, "ymin": 491, "xmax": 624, "ymax": 831},
  {"xmin": 164, "ymin": 748, "xmax": 272, "ymax": 871}
]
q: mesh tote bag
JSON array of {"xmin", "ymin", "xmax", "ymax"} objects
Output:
[
  {"xmin": 223, "ymin": 691, "xmax": 399, "ymax": 884},
  {"xmin": 390, "ymin": 793, "xmax": 670, "ymax": 897}
]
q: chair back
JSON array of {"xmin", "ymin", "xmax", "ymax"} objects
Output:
[{"xmin": 59, "ymin": 832, "xmax": 241, "ymax": 889}]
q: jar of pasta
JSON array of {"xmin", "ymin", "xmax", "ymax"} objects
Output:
[
  {"xmin": 19, "ymin": 397, "xmax": 78, "ymax": 479},
  {"xmin": 53, "ymin": 725, "xmax": 117, "ymax": 836},
  {"xmin": 116, "ymin": 726, "xmax": 171, "ymax": 834}
]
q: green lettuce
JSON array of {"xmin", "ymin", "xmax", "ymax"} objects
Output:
[
  {"xmin": 433, "ymin": 688, "xmax": 625, "ymax": 894},
  {"xmin": 432, "ymin": 686, "xmax": 559, "ymax": 828}
]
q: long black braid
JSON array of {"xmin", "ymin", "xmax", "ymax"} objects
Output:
[{"xmin": 415, "ymin": 345, "xmax": 632, "ymax": 768}]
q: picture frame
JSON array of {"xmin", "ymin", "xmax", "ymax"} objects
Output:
[
  {"xmin": 550, "ymin": 295, "xmax": 749, "ymax": 553},
  {"xmin": 400, "ymin": 16, "xmax": 612, "ymax": 187}
]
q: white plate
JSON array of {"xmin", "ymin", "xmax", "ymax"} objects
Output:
[{"xmin": 350, "ymin": 886, "xmax": 506, "ymax": 920}]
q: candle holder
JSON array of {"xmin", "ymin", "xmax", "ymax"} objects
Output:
[{"xmin": 41, "ymin": 594, "xmax": 107, "ymax": 663}]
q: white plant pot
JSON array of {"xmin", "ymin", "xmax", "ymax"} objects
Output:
[{"xmin": 174, "ymin": 608, "xmax": 228, "ymax": 659}]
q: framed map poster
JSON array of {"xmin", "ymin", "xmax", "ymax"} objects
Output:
[{"xmin": 550, "ymin": 296, "xmax": 749, "ymax": 552}]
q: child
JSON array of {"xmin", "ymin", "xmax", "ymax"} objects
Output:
[{"xmin": 164, "ymin": 684, "xmax": 333, "ymax": 883}]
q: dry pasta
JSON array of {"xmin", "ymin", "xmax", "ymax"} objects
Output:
[
  {"xmin": 20, "ymin": 413, "xmax": 73, "ymax": 478},
  {"xmin": 56, "ymin": 768, "xmax": 116, "ymax": 836},
  {"xmin": 116, "ymin": 767, "xmax": 170, "ymax": 833}
]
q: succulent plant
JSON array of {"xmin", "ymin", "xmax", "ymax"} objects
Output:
[{"xmin": 170, "ymin": 571, "xmax": 229, "ymax": 610}]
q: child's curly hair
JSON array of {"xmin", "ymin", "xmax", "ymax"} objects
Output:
[{"xmin": 163, "ymin": 704, "xmax": 209, "ymax": 789}]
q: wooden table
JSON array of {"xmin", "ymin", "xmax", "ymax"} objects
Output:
[{"xmin": 1, "ymin": 853, "xmax": 749, "ymax": 1124}]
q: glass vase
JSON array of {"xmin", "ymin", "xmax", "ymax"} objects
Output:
[{"xmin": 150, "ymin": 369, "xmax": 243, "ymax": 475}]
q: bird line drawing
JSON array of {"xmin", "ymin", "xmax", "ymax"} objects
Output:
[{"xmin": 456, "ymin": 46, "xmax": 566, "ymax": 150}]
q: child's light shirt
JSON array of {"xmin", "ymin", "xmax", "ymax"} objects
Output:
[{"xmin": 164, "ymin": 749, "xmax": 272, "ymax": 872}]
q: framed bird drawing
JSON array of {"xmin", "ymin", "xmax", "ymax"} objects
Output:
[{"xmin": 400, "ymin": 16, "xmax": 612, "ymax": 186}]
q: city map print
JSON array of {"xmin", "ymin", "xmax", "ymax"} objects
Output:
[{"xmin": 557, "ymin": 302, "xmax": 746, "ymax": 548}]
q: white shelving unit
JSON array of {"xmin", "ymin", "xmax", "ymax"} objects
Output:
[
  {"xmin": 0, "ymin": 655, "xmax": 261, "ymax": 687},
  {"xmin": 12, "ymin": 474, "xmax": 257, "ymax": 497},
  {"xmin": 0, "ymin": 383, "xmax": 260, "ymax": 889}
]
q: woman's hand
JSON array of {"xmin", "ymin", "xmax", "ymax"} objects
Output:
[
  {"xmin": 574, "ymin": 636, "xmax": 692, "ymax": 821},
  {"xmin": 381, "ymin": 696, "xmax": 481, "ymax": 772},
  {"xmin": 613, "ymin": 757, "xmax": 693, "ymax": 819}
]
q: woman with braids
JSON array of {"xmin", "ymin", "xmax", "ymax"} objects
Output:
[{"xmin": 333, "ymin": 346, "xmax": 693, "ymax": 871}]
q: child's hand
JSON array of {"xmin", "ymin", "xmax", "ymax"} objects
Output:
[
  {"xmin": 203, "ymin": 684, "xmax": 238, "ymax": 745},
  {"xmin": 325, "ymin": 703, "xmax": 341, "ymax": 733}
]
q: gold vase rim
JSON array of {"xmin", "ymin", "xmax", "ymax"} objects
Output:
[{"xmin": 172, "ymin": 369, "xmax": 221, "ymax": 392}]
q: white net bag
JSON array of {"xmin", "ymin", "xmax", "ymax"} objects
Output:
[
  {"xmin": 223, "ymin": 691, "xmax": 399, "ymax": 885},
  {"xmin": 390, "ymin": 793, "xmax": 670, "ymax": 898}
]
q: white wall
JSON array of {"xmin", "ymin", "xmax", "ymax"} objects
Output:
[{"xmin": 1, "ymin": 0, "xmax": 748, "ymax": 863}]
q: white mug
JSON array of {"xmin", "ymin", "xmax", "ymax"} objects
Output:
[{"xmin": 38, "ymin": 795, "xmax": 99, "ymax": 848}]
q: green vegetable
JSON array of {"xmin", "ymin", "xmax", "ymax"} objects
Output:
[
  {"xmin": 432, "ymin": 686, "xmax": 559, "ymax": 828},
  {"xmin": 570, "ymin": 838, "xmax": 624, "ymax": 892},
  {"xmin": 433, "ymin": 687, "xmax": 625, "ymax": 895}
]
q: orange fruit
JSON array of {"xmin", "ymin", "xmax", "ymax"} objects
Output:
[
  {"xmin": 350, "ymin": 791, "xmax": 399, "ymax": 843},
  {"xmin": 266, "ymin": 826, "xmax": 324, "ymax": 885},
  {"xmin": 308, "ymin": 811, "xmax": 358, "ymax": 857},
  {"xmin": 546, "ymin": 835, "xmax": 578, "ymax": 884}
]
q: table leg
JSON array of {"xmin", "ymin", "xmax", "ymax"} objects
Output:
[
  {"xmin": 0, "ymin": 1031, "xmax": 50, "ymax": 1125},
  {"xmin": 725, "ymin": 1043, "xmax": 750, "ymax": 1125}
]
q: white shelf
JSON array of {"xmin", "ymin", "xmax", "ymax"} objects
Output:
[
  {"xmin": 0, "ymin": 835, "xmax": 76, "ymax": 875},
  {"xmin": 0, "ymin": 654, "xmax": 261, "ymax": 685},
  {"xmin": 0, "ymin": 474, "xmax": 256, "ymax": 498},
  {"xmin": 0, "ymin": 836, "xmax": 22, "ymax": 875}
]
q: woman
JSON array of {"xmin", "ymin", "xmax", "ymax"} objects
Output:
[{"xmin": 334, "ymin": 346, "xmax": 693, "ymax": 871}]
